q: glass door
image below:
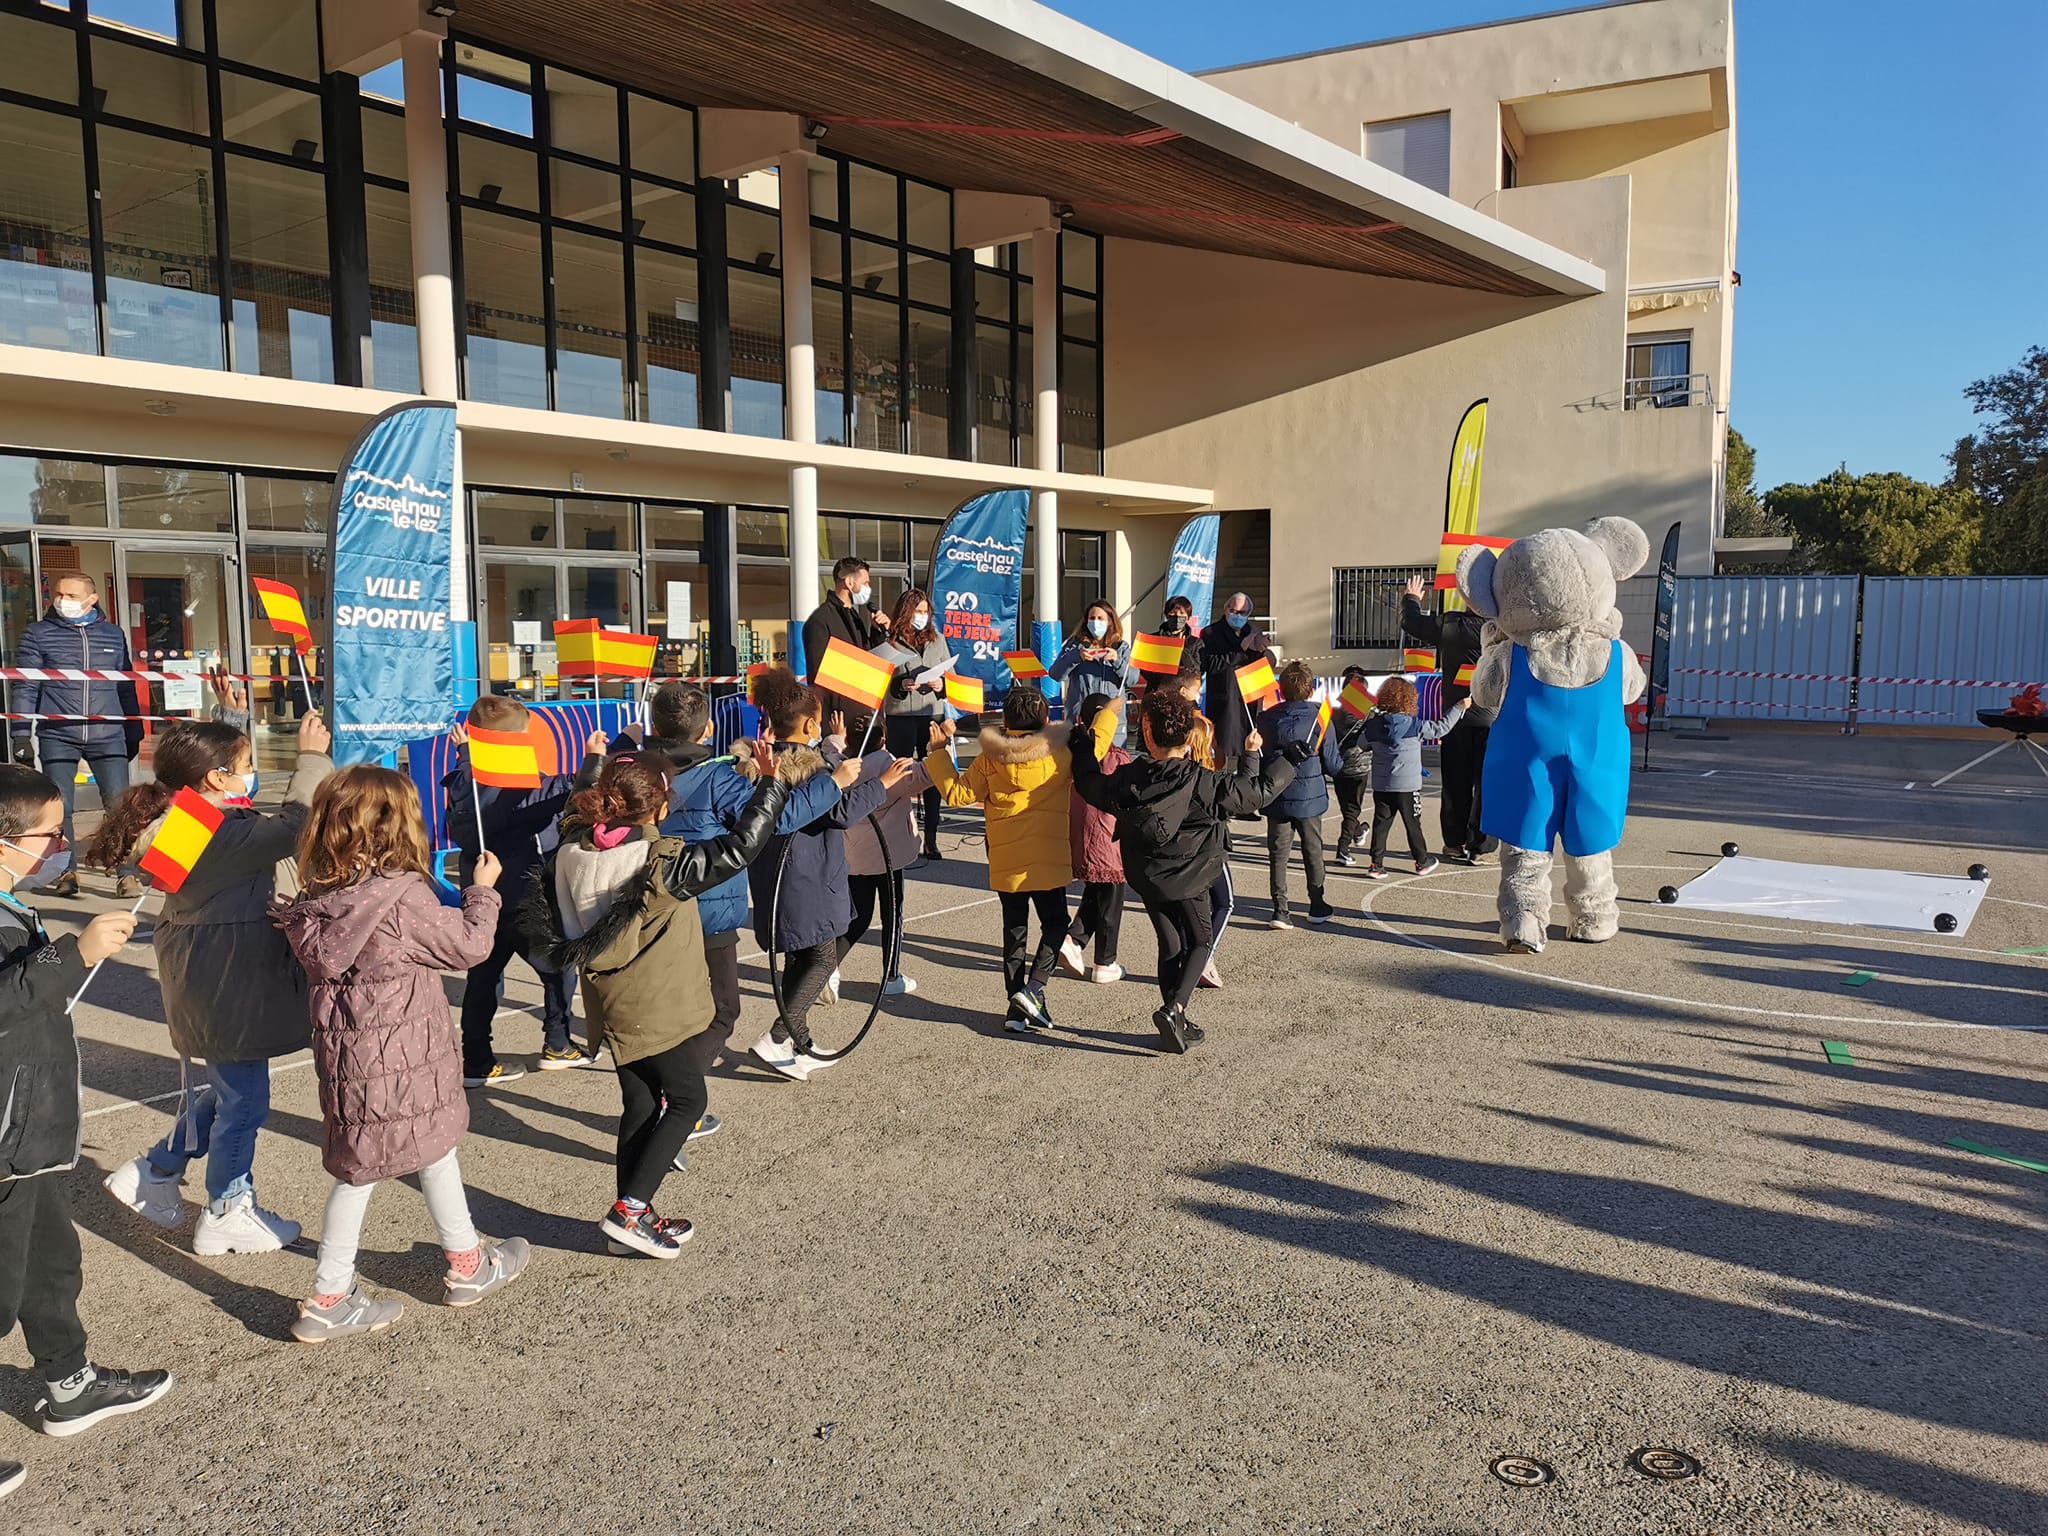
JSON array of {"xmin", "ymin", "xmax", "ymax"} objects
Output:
[
  {"xmin": 115, "ymin": 541, "xmax": 243, "ymax": 741},
  {"xmin": 479, "ymin": 555, "xmax": 640, "ymax": 700}
]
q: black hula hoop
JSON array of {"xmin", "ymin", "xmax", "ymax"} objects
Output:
[{"xmin": 765, "ymin": 809, "xmax": 900, "ymax": 1063}]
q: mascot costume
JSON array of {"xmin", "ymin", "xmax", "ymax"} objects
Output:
[{"xmin": 1456, "ymin": 517, "xmax": 1649, "ymax": 953}]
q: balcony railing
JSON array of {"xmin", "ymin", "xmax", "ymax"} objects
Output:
[{"xmin": 1622, "ymin": 372, "xmax": 1714, "ymax": 410}]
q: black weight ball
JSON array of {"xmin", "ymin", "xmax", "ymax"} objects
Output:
[
  {"xmin": 1934, "ymin": 912, "xmax": 1958, "ymax": 933},
  {"xmin": 1657, "ymin": 886, "xmax": 1679, "ymax": 904},
  {"xmin": 1721, "ymin": 841, "xmax": 1740, "ymax": 858},
  {"xmin": 1968, "ymin": 863, "xmax": 1990, "ymax": 881}
]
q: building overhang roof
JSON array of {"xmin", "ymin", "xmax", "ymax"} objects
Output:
[{"xmin": 455, "ymin": 0, "xmax": 1606, "ymax": 300}]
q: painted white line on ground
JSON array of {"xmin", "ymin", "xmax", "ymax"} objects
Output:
[{"xmin": 1701, "ymin": 769, "xmax": 1719, "ymax": 778}]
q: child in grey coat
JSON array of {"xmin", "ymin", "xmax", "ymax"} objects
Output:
[{"xmin": 1359, "ymin": 676, "xmax": 1466, "ymax": 878}]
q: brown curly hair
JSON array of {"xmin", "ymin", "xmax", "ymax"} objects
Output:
[
  {"xmin": 564, "ymin": 754, "xmax": 673, "ymax": 836},
  {"xmin": 1376, "ymin": 676, "xmax": 1418, "ymax": 716},
  {"xmin": 296, "ymin": 766, "xmax": 434, "ymax": 895}
]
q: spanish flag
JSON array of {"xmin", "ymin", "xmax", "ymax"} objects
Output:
[
  {"xmin": 1002, "ymin": 650, "xmax": 1048, "ymax": 680},
  {"xmin": 1434, "ymin": 533, "xmax": 1513, "ymax": 592},
  {"xmin": 1235, "ymin": 657, "xmax": 1279, "ymax": 706},
  {"xmin": 1453, "ymin": 663, "xmax": 1475, "ymax": 687},
  {"xmin": 1129, "ymin": 632, "xmax": 1184, "ymax": 676},
  {"xmin": 1313, "ymin": 694, "xmax": 1334, "ymax": 746},
  {"xmin": 252, "ymin": 577, "xmax": 313, "ymax": 655},
  {"xmin": 814, "ymin": 637, "xmax": 894, "ymax": 713},
  {"xmin": 1338, "ymin": 678, "xmax": 1376, "ymax": 719},
  {"xmin": 1403, "ymin": 647, "xmax": 1436, "ymax": 673},
  {"xmin": 554, "ymin": 619, "xmax": 659, "ymax": 679},
  {"xmin": 467, "ymin": 724, "xmax": 543, "ymax": 789},
  {"xmin": 943, "ymin": 673, "xmax": 985, "ymax": 715},
  {"xmin": 138, "ymin": 788, "xmax": 223, "ymax": 893}
]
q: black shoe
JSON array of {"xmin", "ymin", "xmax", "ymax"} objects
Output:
[
  {"xmin": 37, "ymin": 1365, "xmax": 174, "ymax": 1438},
  {"xmin": 1152, "ymin": 1005, "xmax": 1189, "ymax": 1055},
  {"xmin": 1306, "ymin": 896, "xmax": 1335, "ymax": 924},
  {"xmin": 1182, "ymin": 1019, "xmax": 1207, "ymax": 1048},
  {"xmin": 1333, "ymin": 849, "xmax": 1358, "ymax": 868},
  {"xmin": 922, "ymin": 843, "xmax": 942, "ymax": 861},
  {"xmin": 0, "ymin": 1460, "xmax": 23, "ymax": 1502}
]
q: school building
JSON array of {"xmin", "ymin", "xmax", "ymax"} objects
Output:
[{"xmin": 0, "ymin": 0, "xmax": 1736, "ymax": 753}]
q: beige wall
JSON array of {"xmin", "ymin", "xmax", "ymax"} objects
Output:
[{"xmin": 1103, "ymin": 174, "xmax": 1716, "ymax": 665}]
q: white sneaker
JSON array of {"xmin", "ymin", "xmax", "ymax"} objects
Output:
[
  {"xmin": 820, "ymin": 969, "xmax": 841, "ymax": 1006},
  {"xmin": 748, "ymin": 1031, "xmax": 811, "ymax": 1082},
  {"xmin": 1087, "ymin": 962, "xmax": 1124, "ymax": 984},
  {"xmin": 793, "ymin": 1051, "xmax": 838, "ymax": 1076},
  {"xmin": 882, "ymin": 974, "xmax": 918, "ymax": 996},
  {"xmin": 1056, "ymin": 937, "xmax": 1087, "ymax": 979},
  {"xmin": 193, "ymin": 1193, "xmax": 299, "ymax": 1255},
  {"xmin": 103, "ymin": 1157, "xmax": 186, "ymax": 1230}
]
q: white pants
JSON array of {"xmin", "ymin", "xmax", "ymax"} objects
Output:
[{"xmin": 312, "ymin": 1147, "xmax": 478, "ymax": 1295}]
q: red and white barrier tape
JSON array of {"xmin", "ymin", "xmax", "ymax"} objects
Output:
[
  {"xmin": 0, "ymin": 666, "xmax": 324, "ymax": 684},
  {"xmin": 1673, "ymin": 667, "xmax": 2038, "ymax": 688},
  {"xmin": 1667, "ymin": 698, "xmax": 1987, "ymax": 720},
  {"xmin": 3, "ymin": 711, "xmax": 182, "ymax": 723}
]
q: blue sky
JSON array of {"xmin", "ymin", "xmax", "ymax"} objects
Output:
[{"xmin": 1059, "ymin": 0, "xmax": 2048, "ymax": 491}]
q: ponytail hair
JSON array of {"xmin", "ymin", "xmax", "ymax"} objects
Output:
[
  {"xmin": 564, "ymin": 753, "xmax": 673, "ymax": 838},
  {"xmin": 87, "ymin": 720, "xmax": 246, "ymax": 871}
]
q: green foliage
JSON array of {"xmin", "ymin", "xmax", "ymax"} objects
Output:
[
  {"xmin": 1952, "ymin": 345, "xmax": 2048, "ymax": 573},
  {"xmin": 1720, "ymin": 426, "xmax": 1785, "ymax": 539},
  {"xmin": 1764, "ymin": 469, "xmax": 1982, "ymax": 576}
]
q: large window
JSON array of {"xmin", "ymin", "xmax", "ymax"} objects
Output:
[
  {"xmin": 1365, "ymin": 111, "xmax": 1451, "ymax": 197},
  {"xmin": 1625, "ymin": 330, "xmax": 1697, "ymax": 409},
  {"xmin": 0, "ymin": 0, "xmax": 335, "ymax": 380},
  {"xmin": 1331, "ymin": 564, "xmax": 1432, "ymax": 650},
  {"xmin": 970, "ymin": 229, "xmax": 1104, "ymax": 470},
  {"xmin": 1059, "ymin": 229, "xmax": 1103, "ymax": 473}
]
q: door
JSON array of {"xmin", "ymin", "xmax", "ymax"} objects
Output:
[
  {"xmin": 115, "ymin": 541, "xmax": 243, "ymax": 735},
  {"xmin": 479, "ymin": 555, "xmax": 639, "ymax": 700}
]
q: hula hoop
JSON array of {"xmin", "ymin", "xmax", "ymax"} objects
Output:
[{"xmin": 765, "ymin": 809, "xmax": 900, "ymax": 1063}]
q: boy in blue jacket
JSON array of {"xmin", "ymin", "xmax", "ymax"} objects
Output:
[
  {"xmin": 1255, "ymin": 660, "xmax": 1344, "ymax": 927},
  {"xmin": 1359, "ymin": 676, "xmax": 1466, "ymax": 879},
  {"xmin": 444, "ymin": 694, "xmax": 604, "ymax": 1085}
]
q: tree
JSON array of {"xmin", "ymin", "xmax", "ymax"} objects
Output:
[
  {"xmin": 1720, "ymin": 426, "xmax": 1786, "ymax": 538},
  {"xmin": 1952, "ymin": 345, "xmax": 2048, "ymax": 572},
  {"xmin": 1765, "ymin": 468, "xmax": 1982, "ymax": 576}
]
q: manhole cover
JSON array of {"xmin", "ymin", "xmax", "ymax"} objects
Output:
[
  {"xmin": 1629, "ymin": 1447, "xmax": 1701, "ymax": 1481},
  {"xmin": 1489, "ymin": 1455, "xmax": 1556, "ymax": 1488}
]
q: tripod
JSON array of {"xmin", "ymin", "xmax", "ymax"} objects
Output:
[{"xmin": 1932, "ymin": 715, "xmax": 2048, "ymax": 788}]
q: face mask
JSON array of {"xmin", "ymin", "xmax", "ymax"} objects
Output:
[
  {"xmin": 239, "ymin": 770, "xmax": 259, "ymax": 800},
  {"xmin": 1162, "ymin": 614, "xmax": 1186, "ymax": 634},
  {"xmin": 55, "ymin": 598, "xmax": 93, "ymax": 622},
  {"xmin": 1225, "ymin": 612, "xmax": 1249, "ymax": 631},
  {"xmin": 910, "ymin": 611, "xmax": 930, "ymax": 632},
  {"xmin": 851, "ymin": 585, "xmax": 872, "ymax": 608},
  {"xmin": 1086, "ymin": 617, "xmax": 1109, "ymax": 639},
  {"xmin": 2, "ymin": 840, "xmax": 69, "ymax": 891}
]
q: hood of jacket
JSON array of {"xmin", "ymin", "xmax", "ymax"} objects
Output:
[
  {"xmin": 767, "ymin": 743, "xmax": 830, "ymax": 785},
  {"xmin": 277, "ymin": 875, "xmax": 414, "ymax": 981},
  {"xmin": 975, "ymin": 727, "xmax": 1060, "ymax": 768}
]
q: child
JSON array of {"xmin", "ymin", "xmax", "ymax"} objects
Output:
[
  {"xmin": 93, "ymin": 697, "xmax": 332, "ymax": 1255},
  {"xmin": 527, "ymin": 747, "xmax": 786, "ymax": 1258},
  {"xmin": 924, "ymin": 686, "xmax": 1074, "ymax": 1031},
  {"xmin": 1257, "ymin": 660, "xmax": 1344, "ymax": 928},
  {"xmin": 640, "ymin": 683, "xmax": 850, "ymax": 1096},
  {"xmin": 0, "ymin": 764, "xmax": 171, "ymax": 1467},
  {"xmin": 842, "ymin": 747, "xmax": 930, "ymax": 997},
  {"xmin": 1074, "ymin": 690, "xmax": 1299, "ymax": 1053},
  {"xmin": 1171, "ymin": 660, "xmax": 1232, "ymax": 990},
  {"xmin": 444, "ymin": 694, "xmax": 605, "ymax": 1085},
  {"xmin": 1330, "ymin": 666, "xmax": 1374, "ymax": 866},
  {"xmin": 745, "ymin": 669, "xmax": 904, "ymax": 1079},
  {"xmin": 278, "ymin": 767, "xmax": 529, "ymax": 1342},
  {"xmin": 1360, "ymin": 676, "xmax": 1467, "ymax": 879},
  {"xmin": 1057, "ymin": 692, "xmax": 1129, "ymax": 984}
]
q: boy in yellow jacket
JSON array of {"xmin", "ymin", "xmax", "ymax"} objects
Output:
[{"xmin": 924, "ymin": 686, "xmax": 1076, "ymax": 1032}]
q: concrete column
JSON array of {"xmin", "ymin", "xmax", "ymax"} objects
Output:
[
  {"xmin": 401, "ymin": 30, "xmax": 457, "ymax": 401},
  {"xmin": 781, "ymin": 153, "xmax": 819, "ymax": 659},
  {"xmin": 1031, "ymin": 226, "xmax": 1060, "ymax": 627}
]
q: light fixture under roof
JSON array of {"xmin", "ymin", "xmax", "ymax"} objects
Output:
[
  {"xmin": 607, "ymin": 448, "xmax": 629, "ymax": 462},
  {"xmin": 143, "ymin": 399, "xmax": 178, "ymax": 416}
]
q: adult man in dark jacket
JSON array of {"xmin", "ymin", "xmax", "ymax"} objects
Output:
[
  {"xmin": 799, "ymin": 557, "xmax": 889, "ymax": 748},
  {"xmin": 1195, "ymin": 591, "xmax": 1273, "ymax": 768},
  {"xmin": 9, "ymin": 575, "xmax": 143, "ymax": 897},
  {"xmin": 1401, "ymin": 574, "xmax": 1497, "ymax": 862}
]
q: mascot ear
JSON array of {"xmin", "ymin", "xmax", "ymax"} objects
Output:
[
  {"xmin": 1456, "ymin": 544, "xmax": 1499, "ymax": 619},
  {"xmin": 1582, "ymin": 517, "xmax": 1650, "ymax": 581}
]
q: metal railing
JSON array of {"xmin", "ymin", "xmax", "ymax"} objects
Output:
[{"xmin": 1622, "ymin": 372, "xmax": 1714, "ymax": 410}]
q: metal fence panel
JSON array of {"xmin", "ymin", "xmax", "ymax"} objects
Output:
[
  {"xmin": 1858, "ymin": 577, "xmax": 2048, "ymax": 728},
  {"xmin": 1666, "ymin": 575, "xmax": 1858, "ymax": 721}
]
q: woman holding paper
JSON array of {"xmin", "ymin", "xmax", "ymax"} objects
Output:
[
  {"xmin": 1049, "ymin": 602, "xmax": 1139, "ymax": 748},
  {"xmin": 876, "ymin": 589, "xmax": 952, "ymax": 861}
]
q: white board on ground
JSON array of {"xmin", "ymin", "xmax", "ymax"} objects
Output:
[{"xmin": 1672, "ymin": 855, "xmax": 1986, "ymax": 935}]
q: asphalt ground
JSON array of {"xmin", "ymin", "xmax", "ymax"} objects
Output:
[{"xmin": 5, "ymin": 729, "xmax": 2045, "ymax": 1535}]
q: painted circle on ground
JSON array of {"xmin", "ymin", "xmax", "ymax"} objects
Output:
[
  {"xmin": 1489, "ymin": 1455, "xmax": 1556, "ymax": 1488},
  {"xmin": 1628, "ymin": 1446, "xmax": 1702, "ymax": 1481},
  {"xmin": 1361, "ymin": 864, "xmax": 2048, "ymax": 1032}
]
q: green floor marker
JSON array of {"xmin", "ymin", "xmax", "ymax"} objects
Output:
[
  {"xmin": 2000, "ymin": 945, "xmax": 2048, "ymax": 956},
  {"xmin": 1821, "ymin": 1040, "xmax": 1854, "ymax": 1065},
  {"xmin": 1944, "ymin": 1139, "xmax": 2048, "ymax": 1175},
  {"xmin": 1841, "ymin": 971, "xmax": 1876, "ymax": 988}
]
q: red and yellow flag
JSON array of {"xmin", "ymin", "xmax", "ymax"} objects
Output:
[
  {"xmin": 138, "ymin": 788, "xmax": 223, "ymax": 893},
  {"xmin": 1235, "ymin": 657, "xmax": 1279, "ymax": 706},
  {"xmin": 1338, "ymin": 678, "xmax": 1376, "ymax": 719},
  {"xmin": 814, "ymin": 637, "xmax": 894, "ymax": 712},
  {"xmin": 554, "ymin": 619, "xmax": 658, "ymax": 679},
  {"xmin": 252, "ymin": 577, "xmax": 313, "ymax": 655},
  {"xmin": 467, "ymin": 724, "xmax": 543, "ymax": 789},
  {"xmin": 943, "ymin": 673, "xmax": 985, "ymax": 715},
  {"xmin": 1129, "ymin": 632, "xmax": 1185, "ymax": 676},
  {"xmin": 1002, "ymin": 650, "xmax": 1048, "ymax": 680},
  {"xmin": 1452, "ymin": 663, "xmax": 1475, "ymax": 687},
  {"xmin": 1313, "ymin": 694, "xmax": 1334, "ymax": 746},
  {"xmin": 1434, "ymin": 533, "xmax": 1513, "ymax": 592},
  {"xmin": 1402, "ymin": 647, "xmax": 1436, "ymax": 673}
]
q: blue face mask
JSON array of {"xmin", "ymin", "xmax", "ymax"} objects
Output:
[
  {"xmin": 1086, "ymin": 617, "xmax": 1109, "ymax": 639},
  {"xmin": 1225, "ymin": 611, "xmax": 1249, "ymax": 631}
]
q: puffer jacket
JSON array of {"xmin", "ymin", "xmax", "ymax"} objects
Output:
[
  {"xmin": 527, "ymin": 775, "xmax": 785, "ymax": 1065},
  {"xmin": 143, "ymin": 749, "xmax": 333, "ymax": 1063},
  {"xmin": 846, "ymin": 759, "xmax": 931, "ymax": 877},
  {"xmin": 749, "ymin": 743, "xmax": 891, "ymax": 954},
  {"xmin": 0, "ymin": 892, "xmax": 89, "ymax": 1182},
  {"xmin": 1069, "ymin": 735, "xmax": 1129, "ymax": 884},
  {"xmin": 1257, "ymin": 699, "xmax": 1344, "ymax": 821},
  {"xmin": 1363, "ymin": 702, "xmax": 1469, "ymax": 792},
  {"xmin": 663, "ymin": 739, "xmax": 845, "ymax": 939},
  {"xmin": 277, "ymin": 873, "xmax": 499, "ymax": 1185},
  {"xmin": 9, "ymin": 608, "xmax": 142, "ymax": 756},
  {"xmin": 925, "ymin": 728, "xmax": 1073, "ymax": 893},
  {"xmin": 1048, "ymin": 639, "xmax": 1139, "ymax": 747}
]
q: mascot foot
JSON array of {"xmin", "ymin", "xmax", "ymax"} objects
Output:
[
  {"xmin": 1501, "ymin": 914, "xmax": 1547, "ymax": 954},
  {"xmin": 1567, "ymin": 913, "xmax": 1619, "ymax": 943}
]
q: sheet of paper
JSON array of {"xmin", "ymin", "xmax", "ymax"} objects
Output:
[
  {"xmin": 914, "ymin": 655, "xmax": 959, "ymax": 686},
  {"xmin": 160, "ymin": 656, "xmax": 206, "ymax": 713},
  {"xmin": 511, "ymin": 621, "xmax": 541, "ymax": 647},
  {"xmin": 1672, "ymin": 855, "xmax": 1987, "ymax": 936},
  {"xmin": 666, "ymin": 581, "xmax": 693, "ymax": 640}
]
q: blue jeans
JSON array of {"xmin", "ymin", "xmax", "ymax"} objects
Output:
[
  {"xmin": 37, "ymin": 742, "xmax": 131, "ymax": 862},
  {"xmin": 144, "ymin": 1057, "xmax": 272, "ymax": 1209}
]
